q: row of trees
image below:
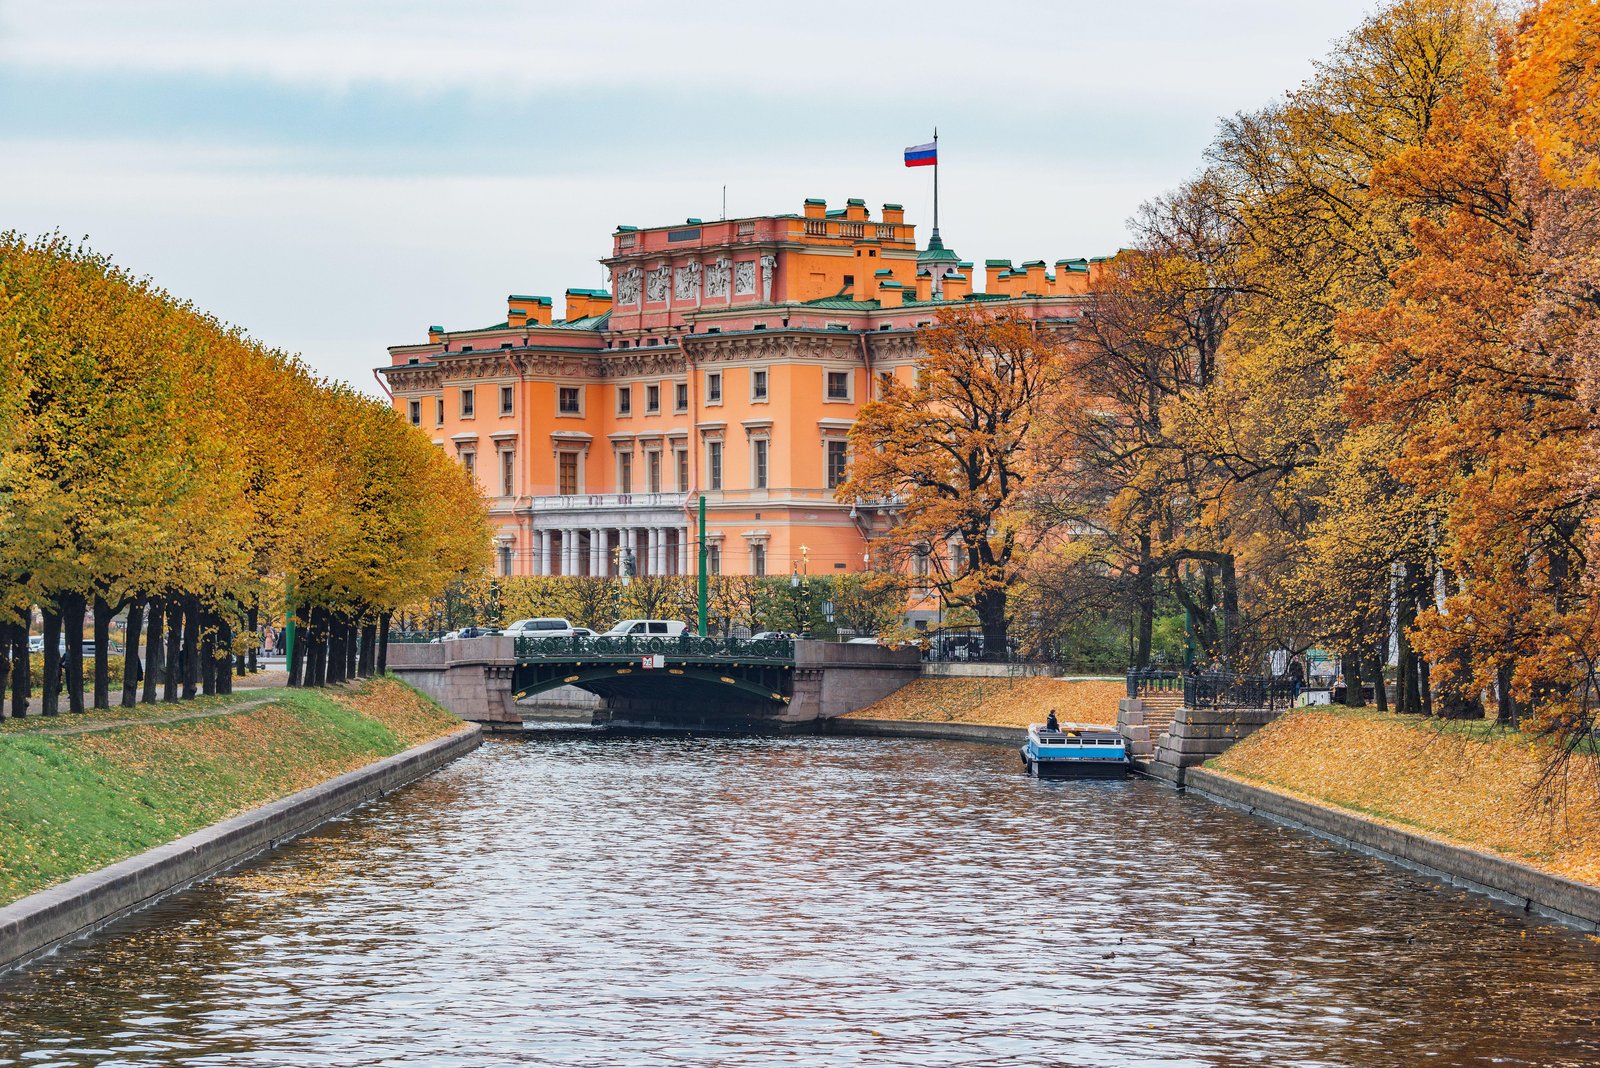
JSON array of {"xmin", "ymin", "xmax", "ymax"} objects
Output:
[
  {"xmin": 0, "ymin": 234, "xmax": 490, "ymax": 715},
  {"xmin": 409, "ymin": 572, "xmax": 908, "ymax": 641},
  {"xmin": 846, "ymin": 1, "xmax": 1600, "ymax": 744}
]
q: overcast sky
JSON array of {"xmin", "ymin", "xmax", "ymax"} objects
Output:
[{"xmin": 0, "ymin": 0, "xmax": 1377, "ymax": 393}]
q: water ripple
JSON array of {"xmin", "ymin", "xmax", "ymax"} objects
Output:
[{"xmin": 2, "ymin": 735, "xmax": 1599, "ymax": 1067}]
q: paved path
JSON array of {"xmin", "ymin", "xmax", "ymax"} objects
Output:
[{"xmin": 30, "ymin": 696, "xmax": 280, "ymax": 736}]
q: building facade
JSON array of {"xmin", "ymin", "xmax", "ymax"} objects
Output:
[{"xmin": 380, "ymin": 197, "xmax": 1104, "ymax": 589}]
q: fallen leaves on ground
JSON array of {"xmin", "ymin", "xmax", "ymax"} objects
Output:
[
  {"xmin": 842, "ymin": 676, "xmax": 1121, "ymax": 728},
  {"xmin": 1211, "ymin": 709, "xmax": 1600, "ymax": 887}
]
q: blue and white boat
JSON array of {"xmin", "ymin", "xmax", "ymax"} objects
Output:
[{"xmin": 1021, "ymin": 723, "xmax": 1129, "ymax": 779}]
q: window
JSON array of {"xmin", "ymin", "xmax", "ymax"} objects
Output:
[
  {"xmin": 707, "ymin": 544, "xmax": 721, "ymax": 575},
  {"xmin": 751, "ymin": 369, "xmax": 768, "ymax": 401},
  {"xmin": 826, "ymin": 371, "xmax": 850, "ymax": 401},
  {"xmin": 408, "ymin": 399, "xmax": 421, "ymax": 426},
  {"xmin": 675, "ymin": 449, "xmax": 689, "ymax": 491},
  {"xmin": 843, "ymin": 274, "xmax": 855, "ymax": 290},
  {"xmin": 648, "ymin": 450, "xmax": 661, "ymax": 493},
  {"xmin": 617, "ymin": 451, "xmax": 632, "ymax": 494},
  {"xmin": 827, "ymin": 440, "xmax": 848, "ymax": 489},
  {"xmin": 459, "ymin": 448, "xmax": 476, "ymax": 476},
  {"xmin": 460, "ymin": 387, "xmax": 476, "ymax": 417},
  {"xmin": 707, "ymin": 441, "xmax": 723, "ymax": 490},
  {"xmin": 878, "ymin": 371, "xmax": 895, "ymax": 394},
  {"xmin": 559, "ymin": 386, "xmax": 581, "ymax": 414},
  {"xmin": 435, "ymin": 397, "xmax": 445, "ymax": 425},
  {"xmin": 752, "ymin": 439, "xmax": 768, "ymax": 489},
  {"xmin": 618, "ymin": 385, "xmax": 632, "ymax": 416},
  {"xmin": 706, "ymin": 371, "xmax": 722, "ymax": 404},
  {"xmin": 500, "ymin": 386, "xmax": 514, "ymax": 416},
  {"xmin": 559, "ymin": 452, "xmax": 579, "ymax": 495},
  {"xmin": 646, "ymin": 383, "xmax": 661, "ymax": 413},
  {"xmin": 751, "ymin": 544, "xmax": 766, "ymax": 577},
  {"xmin": 500, "ymin": 450, "xmax": 515, "ymax": 496},
  {"xmin": 674, "ymin": 382, "xmax": 689, "ymax": 412},
  {"xmin": 498, "ymin": 544, "xmax": 512, "ymax": 576}
]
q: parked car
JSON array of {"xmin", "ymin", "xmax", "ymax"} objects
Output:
[
  {"xmin": 27, "ymin": 635, "xmax": 44, "ymax": 653},
  {"xmin": 846, "ymin": 637, "xmax": 882, "ymax": 645},
  {"xmin": 751, "ymin": 631, "xmax": 798, "ymax": 642},
  {"xmin": 503, "ymin": 618, "xmax": 579, "ymax": 637},
  {"xmin": 572, "ymin": 627, "xmax": 596, "ymax": 638},
  {"xmin": 602, "ymin": 619, "xmax": 688, "ymax": 637},
  {"xmin": 434, "ymin": 631, "xmax": 461, "ymax": 643}
]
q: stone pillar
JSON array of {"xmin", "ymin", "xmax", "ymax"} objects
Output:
[
  {"xmin": 590, "ymin": 528, "xmax": 605, "ymax": 577},
  {"xmin": 627, "ymin": 528, "xmax": 641, "ymax": 578},
  {"xmin": 562, "ymin": 529, "xmax": 577, "ymax": 576},
  {"xmin": 537, "ymin": 531, "xmax": 551, "ymax": 576},
  {"xmin": 679, "ymin": 528, "xmax": 690, "ymax": 576},
  {"xmin": 656, "ymin": 528, "xmax": 669, "ymax": 576}
]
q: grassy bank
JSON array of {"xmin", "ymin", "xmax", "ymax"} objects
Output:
[
  {"xmin": 0, "ymin": 677, "xmax": 462, "ymax": 905},
  {"xmin": 1208, "ymin": 708, "xmax": 1600, "ymax": 886},
  {"xmin": 843, "ymin": 676, "xmax": 1122, "ymax": 728}
]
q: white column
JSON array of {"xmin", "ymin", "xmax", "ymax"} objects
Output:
[
  {"xmin": 679, "ymin": 529, "xmax": 690, "ymax": 576},
  {"xmin": 590, "ymin": 528, "xmax": 605, "ymax": 576},
  {"xmin": 562, "ymin": 529, "xmax": 576, "ymax": 576},
  {"xmin": 537, "ymin": 531, "xmax": 550, "ymax": 576},
  {"xmin": 628, "ymin": 528, "xmax": 641, "ymax": 577},
  {"xmin": 646, "ymin": 527, "xmax": 659, "ymax": 576}
]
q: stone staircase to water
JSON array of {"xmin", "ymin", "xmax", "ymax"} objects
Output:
[{"xmin": 1118, "ymin": 683, "xmax": 1283, "ymax": 787}]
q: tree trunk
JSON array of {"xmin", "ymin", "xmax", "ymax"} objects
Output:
[
  {"xmin": 144, "ymin": 596, "xmax": 165, "ymax": 704},
  {"xmin": 216, "ymin": 612, "xmax": 233, "ymax": 695},
  {"xmin": 62, "ymin": 593, "xmax": 86, "ymax": 714},
  {"xmin": 289, "ymin": 614, "xmax": 307, "ymax": 687},
  {"xmin": 181, "ymin": 595, "xmax": 200, "ymax": 700},
  {"xmin": 122, "ymin": 599, "xmax": 145, "ymax": 708},
  {"xmin": 92, "ymin": 594, "xmax": 113, "ymax": 709},
  {"xmin": 164, "ymin": 595, "xmax": 183, "ymax": 702},
  {"xmin": 9, "ymin": 623, "xmax": 28, "ymax": 717},
  {"xmin": 199, "ymin": 608, "xmax": 217, "ymax": 696},
  {"xmin": 1371, "ymin": 636, "xmax": 1388, "ymax": 712},
  {"xmin": 246, "ymin": 602, "xmax": 258, "ymax": 674},
  {"xmin": 346, "ymin": 618, "xmax": 360, "ymax": 680},
  {"xmin": 974, "ymin": 588, "xmax": 1008, "ymax": 661},
  {"xmin": 41, "ymin": 606, "xmax": 62, "ymax": 716},
  {"xmin": 377, "ymin": 612, "xmax": 391, "ymax": 674},
  {"xmin": 0, "ymin": 622, "xmax": 12, "ymax": 716},
  {"xmin": 1134, "ymin": 532, "xmax": 1154, "ymax": 669},
  {"xmin": 360, "ymin": 622, "xmax": 377, "ymax": 677},
  {"xmin": 1496, "ymin": 661, "xmax": 1517, "ymax": 727},
  {"xmin": 1342, "ymin": 648, "xmax": 1364, "ymax": 707},
  {"xmin": 1219, "ymin": 555, "xmax": 1240, "ymax": 664}
]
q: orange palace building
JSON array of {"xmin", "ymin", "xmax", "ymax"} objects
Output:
[{"xmin": 381, "ymin": 197, "xmax": 1105, "ymax": 591}]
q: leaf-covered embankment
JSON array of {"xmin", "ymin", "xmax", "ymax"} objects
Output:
[
  {"xmin": 0, "ymin": 677, "xmax": 462, "ymax": 905},
  {"xmin": 843, "ymin": 677, "xmax": 1122, "ymax": 728},
  {"xmin": 1207, "ymin": 709, "xmax": 1600, "ymax": 886}
]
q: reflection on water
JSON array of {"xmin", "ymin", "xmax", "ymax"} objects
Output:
[{"xmin": 3, "ymin": 734, "xmax": 1600, "ymax": 1067}]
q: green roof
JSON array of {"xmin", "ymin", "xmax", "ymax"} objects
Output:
[
  {"xmin": 984, "ymin": 259, "xmax": 1013, "ymax": 268},
  {"xmin": 802, "ymin": 297, "xmax": 881, "ymax": 310},
  {"xmin": 547, "ymin": 311, "xmax": 611, "ymax": 331},
  {"xmin": 804, "ymin": 198, "xmax": 826, "ymax": 206},
  {"xmin": 879, "ymin": 280, "xmax": 903, "ymax": 288},
  {"xmin": 846, "ymin": 197, "xmax": 865, "ymax": 206},
  {"xmin": 565, "ymin": 288, "xmax": 612, "ymax": 298},
  {"xmin": 882, "ymin": 202, "xmax": 903, "ymax": 210},
  {"xmin": 965, "ymin": 292, "xmax": 1010, "ymax": 301},
  {"xmin": 1021, "ymin": 260, "xmax": 1046, "ymax": 268},
  {"xmin": 686, "ymin": 217, "xmax": 703, "ymax": 224},
  {"xmin": 428, "ymin": 324, "xmax": 444, "ymax": 332},
  {"xmin": 509, "ymin": 294, "xmax": 552, "ymax": 305},
  {"xmin": 874, "ymin": 268, "xmax": 893, "ymax": 276},
  {"xmin": 616, "ymin": 225, "xmax": 638, "ymax": 232}
]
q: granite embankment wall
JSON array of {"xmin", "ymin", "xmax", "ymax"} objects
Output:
[
  {"xmin": 0, "ymin": 725, "xmax": 482, "ymax": 976},
  {"xmin": 1188, "ymin": 768, "xmax": 1600, "ymax": 931},
  {"xmin": 826, "ymin": 718, "xmax": 1027, "ymax": 746}
]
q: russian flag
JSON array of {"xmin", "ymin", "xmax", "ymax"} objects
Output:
[{"xmin": 904, "ymin": 141, "xmax": 937, "ymax": 168}]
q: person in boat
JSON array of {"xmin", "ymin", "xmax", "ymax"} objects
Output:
[{"xmin": 1045, "ymin": 709, "xmax": 1060, "ymax": 732}]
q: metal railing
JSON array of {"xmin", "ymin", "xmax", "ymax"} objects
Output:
[
  {"xmin": 1128, "ymin": 669, "xmax": 1294, "ymax": 710},
  {"xmin": 514, "ymin": 634, "xmax": 796, "ymax": 663},
  {"xmin": 1125, "ymin": 669, "xmax": 1182, "ymax": 697}
]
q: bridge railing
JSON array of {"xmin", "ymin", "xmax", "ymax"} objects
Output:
[{"xmin": 514, "ymin": 634, "xmax": 796, "ymax": 663}]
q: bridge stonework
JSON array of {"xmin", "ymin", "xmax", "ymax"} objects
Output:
[{"xmin": 386, "ymin": 637, "xmax": 921, "ymax": 730}]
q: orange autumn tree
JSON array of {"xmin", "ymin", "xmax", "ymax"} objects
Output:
[
  {"xmin": 840, "ymin": 306, "xmax": 1067, "ymax": 652},
  {"xmin": 1342, "ymin": 0, "xmax": 1600, "ymax": 734}
]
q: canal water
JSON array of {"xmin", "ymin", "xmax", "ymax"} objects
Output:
[{"xmin": 3, "ymin": 734, "xmax": 1600, "ymax": 1067}]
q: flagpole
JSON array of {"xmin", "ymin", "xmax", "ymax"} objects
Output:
[{"xmin": 932, "ymin": 127, "xmax": 939, "ymax": 239}]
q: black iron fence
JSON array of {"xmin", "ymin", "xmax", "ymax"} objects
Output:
[
  {"xmin": 921, "ymin": 629, "xmax": 1031, "ymax": 664},
  {"xmin": 1127, "ymin": 669, "xmax": 1294, "ymax": 710},
  {"xmin": 514, "ymin": 634, "xmax": 796, "ymax": 663}
]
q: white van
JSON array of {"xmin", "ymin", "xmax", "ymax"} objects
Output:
[
  {"xmin": 504, "ymin": 617, "xmax": 578, "ymax": 637},
  {"xmin": 602, "ymin": 619, "xmax": 688, "ymax": 637}
]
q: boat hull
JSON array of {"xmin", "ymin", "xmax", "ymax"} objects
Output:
[{"xmin": 1020, "ymin": 748, "xmax": 1129, "ymax": 779}]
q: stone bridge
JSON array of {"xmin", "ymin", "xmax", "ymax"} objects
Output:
[{"xmin": 387, "ymin": 635, "xmax": 923, "ymax": 730}]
